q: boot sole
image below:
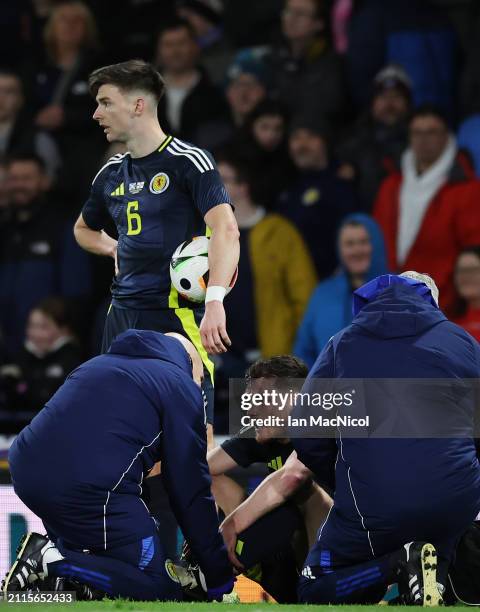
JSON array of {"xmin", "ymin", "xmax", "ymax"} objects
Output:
[
  {"xmin": 421, "ymin": 543, "xmax": 443, "ymax": 606},
  {"xmin": 2, "ymin": 533, "xmax": 34, "ymax": 594}
]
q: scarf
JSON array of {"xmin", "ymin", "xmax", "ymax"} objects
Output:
[{"xmin": 397, "ymin": 135, "xmax": 457, "ymax": 266}]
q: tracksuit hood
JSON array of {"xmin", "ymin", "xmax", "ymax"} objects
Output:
[
  {"xmin": 352, "ymin": 282, "xmax": 447, "ymax": 339},
  {"xmin": 108, "ymin": 329, "xmax": 193, "ymax": 375}
]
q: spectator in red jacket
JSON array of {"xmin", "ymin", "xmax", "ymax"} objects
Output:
[
  {"xmin": 374, "ymin": 105, "xmax": 480, "ymax": 315},
  {"xmin": 452, "ymin": 246, "xmax": 480, "ymax": 342}
]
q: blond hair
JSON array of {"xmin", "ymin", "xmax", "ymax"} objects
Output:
[{"xmin": 44, "ymin": 1, "xmax": 99, "ymax": 62}]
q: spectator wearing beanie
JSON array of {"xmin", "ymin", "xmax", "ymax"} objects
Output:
[
  {"xmin": 338, "ymin": 65, "xmax": 411, "ymax": 211},
  {"xmin": 195, "ymin": 49, "xmax": 269, "ymax": 150}
]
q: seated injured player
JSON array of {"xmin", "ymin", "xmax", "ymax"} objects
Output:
[
  {"xmin": 203, "ymin": 356, "xmax": 332, "ymax": 602},
  {"xmin": 3, "ymin": 330, "xmax": 233, "ymax": 602}
]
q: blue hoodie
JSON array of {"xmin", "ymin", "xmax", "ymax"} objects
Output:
[
  {"xmin": 293, "ymin": 282, "xmax": 480, "ymax": 555},
  {"xmin": 294, "ymin": 213, "xmax": 388, "ymax": 367},
  {"xmin": 10, "ymin": 330, "xmax": 231, "ymax": 588}
]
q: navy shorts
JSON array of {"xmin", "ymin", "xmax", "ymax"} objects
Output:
[{"xmin": 102, "ymin": 304, "xmax": 214, "ymax": 423}]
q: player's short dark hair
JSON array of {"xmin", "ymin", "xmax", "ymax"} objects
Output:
[
  {"xmin": 409, "ymin": 104, "xmax": 449, "ymax": 129},
  {"xmin": 157, "ymin": 17, "xmax": 197, "ymax": 42},
  {"xmin": 246, "ymin": 355, "xmax": 309, "ymax": 382},
  {"xmin": 88, "ymin": 59, "xmax": 165, "ymax": 101}
]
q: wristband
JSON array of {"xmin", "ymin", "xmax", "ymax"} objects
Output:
[{"xmin": 205, "ymin": 286, "xmax": 226, "ymax": 304}]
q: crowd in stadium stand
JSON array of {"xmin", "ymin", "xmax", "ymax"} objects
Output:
[{"xmin": 2, "ymin": 0, "xmax": 480, "ymax": 431}]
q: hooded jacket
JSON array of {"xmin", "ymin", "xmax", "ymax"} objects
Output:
[
  {"xmin": 10, "ymin": 330, "xmax": 231, "ymax": 588},
  {"xmin": 293, "ymin": 281, "xmax": 480, "ymax": 556},
  {"xmin": 294, "ymin": 213, "xmax": 388, "ymax": 367}
]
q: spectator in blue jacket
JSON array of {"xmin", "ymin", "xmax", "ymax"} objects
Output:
[
  {"xmin": 4, "ymin": 330, "xmax": 234, "ymax": 601},
  {"xmin": 337, "ymin": 65, "xmax": 411, "ymax": 211},
  {"xmin": 293, "ymin": 273, "xmax": 480, "ymax": 604},
  {"xmin": 294, "ymin": 213, "xmax": 387, "ymax": 368}
]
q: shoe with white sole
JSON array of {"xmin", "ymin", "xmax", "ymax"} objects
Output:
[
  {"xmin": 1, "ymin": 533, "xmax": 62, "ymax": 594},
  {"xmin": 397, "ymin": 541, "xmax": 444, "ymax": 606}
]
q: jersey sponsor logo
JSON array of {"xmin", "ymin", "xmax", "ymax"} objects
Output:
[
  {"xmin": 149, "ymin": 172, "xmax": 170, "ymax": 194},
  {"xmin": 128, "ymin": 181, "xmax": 144, "ymax": 194}
]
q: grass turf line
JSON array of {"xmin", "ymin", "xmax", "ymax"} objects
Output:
[{"xmin": 0, "ymin": 604, "xmax": 476, "ymax": 611}]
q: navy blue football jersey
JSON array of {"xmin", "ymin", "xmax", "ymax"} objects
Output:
[{"xmin": 82, "ymin": 135, "xmax": 232, "ymax": 309}]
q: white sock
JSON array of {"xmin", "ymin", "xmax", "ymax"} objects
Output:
[{"xmin": 41, "ymin": 542, "xmax": 64, "ymax": 576}]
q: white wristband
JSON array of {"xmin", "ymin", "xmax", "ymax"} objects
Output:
[{"xmin": 205, "ymin": 285, "xmax": 226, "ymax": 304}]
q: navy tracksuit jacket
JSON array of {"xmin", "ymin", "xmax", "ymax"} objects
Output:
[
  {"xmin": 9, "ymin": 330, "xmax": 231, "ymax": 588},
  {"xmin": 294, "ymin": 284, "xmax": 480, "ymax": 567}
]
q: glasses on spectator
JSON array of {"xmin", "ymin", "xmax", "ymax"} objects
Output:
[{"xmin": 282, "ymin": 7, "xmax": 316, "ymax": 20}]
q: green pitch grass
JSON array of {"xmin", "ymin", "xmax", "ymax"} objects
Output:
[{"xmin": 0, "ymin": 603, "xmax": 475, "ymax": 611}]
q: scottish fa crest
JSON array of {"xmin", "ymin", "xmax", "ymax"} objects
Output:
[{"xmin": 150, "ymin": 173, "xmax": 170, "ymax": 194}]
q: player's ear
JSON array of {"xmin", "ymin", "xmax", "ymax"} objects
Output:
[{"xmin": 133, "ymin": 97, "xmax": 145, "ymax": 116}]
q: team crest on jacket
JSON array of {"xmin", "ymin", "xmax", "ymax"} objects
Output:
[
  {"xmin": 302, "ymin": 188, "xmax": 321, "ymax": 206},
  {"xmin": 129, "ymin": 181, "xmax": 144, "ymax": 194},
  {"xmin": 150, "ymin": 172, "xmax": 170, "ymax": 194}
]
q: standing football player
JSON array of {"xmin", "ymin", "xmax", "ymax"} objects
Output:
[{"xmin": 74, "ymin": 59, "xmax": 240, "ymax": 446}]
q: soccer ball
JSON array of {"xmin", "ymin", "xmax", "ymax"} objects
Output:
[{"xmin": 170, "ymin": 236, "xmax": 237, "ymax": 303}]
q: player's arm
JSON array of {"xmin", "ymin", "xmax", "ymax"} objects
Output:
[
  {"xmin": 74, "ymin": 164, "xmax": 118, "ymax": 269},
  {"xmin": 201, "ymin": 204, "xmax": 240, "ymax": 354},
  {"xmin": 161, "ymin": 383, "xmax": 234, "ymax": 593},
  {"xmin": 220, "ymin": 451, "xmax": 313, "ymax": 568},
  {"xmin": 74, "ymin": 213, "xmax": 117, "ymax": 265},
  {"xmin": 208, "ymin": 445, "xmax": 247, "ymax": 515},
  {"xmin": 208, "ymin": 445, "xmax": 239, "ymax": 475},
  {"xmin": 294, "ymin": 480, "xmax": 333, "ymax": 547}
]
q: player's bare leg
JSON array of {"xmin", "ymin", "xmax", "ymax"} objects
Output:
[{"xmin": 211, "ymin": 473, "xmax": 246, "ymax": 516}]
